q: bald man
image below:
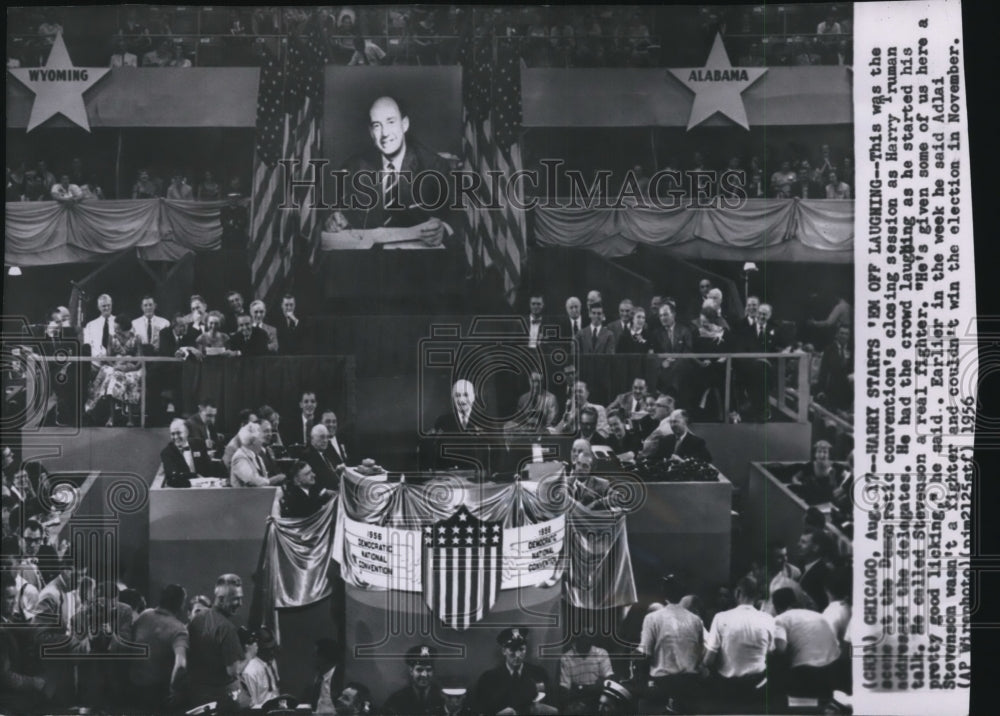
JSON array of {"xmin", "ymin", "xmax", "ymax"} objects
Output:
[
  {"xmin": 329, "ymin": 95, "xmax": 455, "ymax": 244},
  {"xmin": 434, "ymin": 379, "xmax": 483, "ymax": 434}
]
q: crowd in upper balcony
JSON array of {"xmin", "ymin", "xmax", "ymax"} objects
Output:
[{"xmin": 6, "ymin": 4, "xmax": 852, "ymax": 70}]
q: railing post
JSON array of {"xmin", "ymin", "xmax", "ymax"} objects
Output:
[
  {"xmin": 140, "ymin": 362, "xmax": 147, "ymax": 428},
  {"xmin": 776, "ymin": 355, "xmax": 787, "ymax": 415},
  {"xmin": 797, "ymin": 352, "xmax": 811, "ymax": 423},
  {"xmin": 724, "ymin": 356, "xmax": 733, "ymax": 419}
]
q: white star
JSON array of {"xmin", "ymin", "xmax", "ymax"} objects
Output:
[
  {"xmin": 8, "ymin": 33, "xmax": 110, "ymax": 132},
  {"xmin": 668, "ymin": 34, "xmax": 768, "ymax": 131},
  {"xmin": 452, "ymin": 526, "xmax": 462, "ymax": 534},
  {"xmin": 458, "ymin": 512, "xmax": 468, "ymax": 522}
]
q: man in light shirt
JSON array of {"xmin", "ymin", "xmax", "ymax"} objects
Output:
[
  {"xmin": 637, "ymin": 576, "xmax": 705, "ymax": 713},
  {"xmin": 131, "ymin": 295, "xmax": 170, "ymax": 352},
  {"xmin": 527, "ymin": 295, "xmax": 545, "ymax": 348},
  {"xmin": 50, "ymin": 174, "xmax": 83, "ymax": 202},
  {"xmin": 772, "ymin": 587, "xmax": 840, "ymax": 702},
  {"xmin": 82, "ymin": 294, "xmax": 115, "ymax": 358},
  {"xmin": 704, "ymin": 576, "xmax": 784, "ymax": 713}
]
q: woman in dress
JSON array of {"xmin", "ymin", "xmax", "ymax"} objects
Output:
[
  {"xmin": 196, "ymin": 170, "xmax": 221, "ymax": 201},
  {"xmin": 85, "ymin": 315, "xmax": 143, "ymax": 426},
  {"xmin": 791, "ymin": 440, "xmax": 846, "ymax": 505},
  {"xmin": 616, "ymin": 306, "xmax": 654, "ymax": 354},
  {"xmin": 132, "ymin": 169, "xmax": 158, "ymax": 199}
]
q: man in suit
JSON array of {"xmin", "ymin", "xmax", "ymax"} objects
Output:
[
  {"xmin": 275, "ymin": 294, "xmax": 309, "ymax": 356},
  {"xmin": 328, "ymin": 96, "xmax": 453, "ymax": 247},
  {"xmin": 187, "ymin": 295, "xmax": 209, "ymax": 335},
  {"xmin": 515, "ymin": 371, "xmax": 559, "ymax": 430},
  {"xmin": 82, "ymin": 293, "xmax": 115, "ymax": 358},
  {"xmin": 224, "ymin": 291, "xmax": 247, "ymax": 334},
  {"xmin": 605, "ymin": 299, "xmax": 634, "ymax": 343},
  {"xmin": 635, "ymin": 393, "xmax": 674, "ymax": 440},
  {"xmin": 607, "ymin": 377, "xmax": 648, "ymax": 418},
  {"xmin": 527, "ymin": 295, "xmax": 546, "ymax": 349},
  {"xmin": 158, "ymin": 314, "xmax": 200, "ymax": 358},
  {"xmin": 303, "ymin": 424, "xmax": 342, "ymax": 491},
  {"xmin": 796, "ymin": 528, "xmax": 832, "ymax": 611},
  {"xmin": 281, "ymin": 461, "xmax": 333, "ymax": 519},
  {"xmin": 639, "ymin": 409, "xmax": 712, "ymax": 464},
  {"xmin": 552, "ymin": 381, "xmax": 610, "ymax": 438},
  {"xmin": 283, "ymin": 390, "xmax": 319, "ymax": 447},
  {"xmin": 564, "ymin": 296, "xmax": 584, "ymax": 338},
  {"xmin": 249, "ymin": 300, "xmax": 279, "ymax": 353},
  {"xmin": 575, "ymin": 304, "xmax": 616, "ymax": 355},
  {"xmin": 320, "ymin": 410, "xmax": 348, "ymax": 466},
  {"xmin": 131, "ymin": 295, "xmax": 170, "ymax": 354},
  {"xmin": 731, "ymin": 295, "xmax": 761, "ymax": 351},
  {"xmin": 741, "ymin": 303, "xmax": 783, "ymax": 420},
  {"xmin": 229, "ymin": 315, "xmax": 271, "ymax": 356},
  {"xmin": 433, "ymin": 379, "xmax": 484, "ymax": 434},
  {"xmin": 604, "ymin": 410, "xmax": 642, "ymax": 460},
  {"xmin": 650, "ymin": 303, "xmax": 692, "ymax": 354},
  {"xmin": 565, "ymin": 439, "xmax": 612, "ymax": 509},
  {"xmin": 816, "ymin": 325, "xmax": 852, "ymax": 411},
  {"xmin": 159, "ymin": 419, "xmax": 212, "ymax": 487},
  {"xmin": 647, "ymin": 295, "xmax": 664, "ymax": 331},
  {"xmin": 185, "ymin": 400, "xmax": 224, "ymax": 468}
]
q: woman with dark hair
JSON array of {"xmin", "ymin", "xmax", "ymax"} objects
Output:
[
  {"xmin": 616, "ymin": 307, "xmax": 654, "ymax": 354},
  {"xmin": 790, "ymin": 440, "xmax": 846, "ymax": 505}
]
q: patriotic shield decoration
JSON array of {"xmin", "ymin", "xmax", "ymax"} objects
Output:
[{"xmin": 423, "ymin": 506, "xmax": 503, "ymax": 631}]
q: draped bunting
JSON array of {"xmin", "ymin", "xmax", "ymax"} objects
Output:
[
  {"xmin": 532, "ymin": 199, "xmax": 854, "ymax": 260},
  {"xmin": 260, "ymin": 496, "xmax": 339, "ymax": 610},
  {"xmin": 336, "ymin": 466, "xmax": 637, "ymax": 608},
  {"xmin": 4, "ymin": 198, "xmax": 247, "ymax": 266}
]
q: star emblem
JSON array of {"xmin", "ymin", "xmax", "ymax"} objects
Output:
[
  {"xmin": 669, "ymin": 34, "xmax": 767, "ymax": 131},
  {"xmin": 458, "ymin": 512, "xmax": 468, "ymax": 522},
  {"xmin": 8, "ymin": 33, "xmax": 110, "ymax": 132}
]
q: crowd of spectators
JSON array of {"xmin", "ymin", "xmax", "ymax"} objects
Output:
[
  {"xmin": 2, "ymin": 426, "xmax": 851, "ymax": 715},
  {"xmin": 6, "ymin": 159, "xmax": 243, "ymax": 203},
  {"xmin": 7, "ymin": 5, "xmax": 851, "ymax": 70},
  {"xmin": 591, "ymin": 144, "xmax": 854, "ymax": 202},
  {"xmin": 518, "ymin": 279, "xmax": 852, "ymax": 425}
]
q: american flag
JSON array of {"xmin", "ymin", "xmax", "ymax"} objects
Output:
[
  {"xmin": 423, "ymin": 506, "xmax": 503, "ymax": 631},
  {"xmin": 250, "ymin": 32, "xmax": 325, "ymax": 306},
  {"xmin": 460, "ymin": 36, "xmax": 526, "ymax": 306}
]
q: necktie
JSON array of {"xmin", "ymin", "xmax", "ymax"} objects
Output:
[
  {"xmin": 101, "ymin": 317, "xmax": 110, "ymax": 349},
  {"xmin": 384, "ymin": 161, "xmax": 398, "ymax": 208},
  {"xmin": 667, "ymin": 328, "xmax": 674, "ymax": 349},
  {"xmin": 255, "ymin": 453, "xmax": 266, "ymax": 476},
  {"xmin": 182, "ymin": 446, "xmax": 195, "ymax": 473},
  {"xmin": 573, "ymin": 319, "xmax": 579, "ymax": 334},
  {"xmin": 146, "ymin": 318, "xmax": 152, "ymax": 343},
  {"xmin": 303, "ymin": 417, "xmax": 309, "ymax": 445},
  {"xmin": 593, "ymin": 326, "xmax": 598, "ymax": 340}
]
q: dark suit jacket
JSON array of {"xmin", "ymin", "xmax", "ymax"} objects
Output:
[
  {"xmin": 275, "ymin": 316, "xmax": 311, "ymax": 356},
  {"xmin": 641, "ymin": 430, "xmax": 712, "ymax": 463},
  {"xmin": 281, "ymin": 413, "xmax": 318, "ymax": 447},
  {"xmin": 160, "ymin": 440, "xmax": 213, "ymax": 486},
  {"xmin": 742, "ymin": 321, "xmax": 782, "ymax": 353},
  {"xmin": 185, "ymin": 415, "xmax": 223, "ymax": 450},
  {"xmin": 303, "ymin": 445, "xmax": 341, "ymax": 491},
  {"xmin": 158, "ymin": 326, "xmax": 199, "ymax": 357},
  {"xmin": 280, "ymin": 484, "xmax": 332, "ymax": 519},
  {"xmin": 650, "ymin": 323, "xmax": 693, "ymax": 353},
  {"xmin": 817, "ymin": 342, "xmax": 852, "ymax": 409},
  {"xmin": 604, "ymin": 431, "xmax": 643, "ymax": 456},
  {"xmin": 327, "ymin": 437, "xmax": 348, "ymax": 466},
  {"xmin": 616, "ymin": 328, "xmax": 654, "ymax": 354},
  {"xmin": 606, "ymin": 318, "xmax": 630, "ymax": 343},
  {"xmin": 799, "ymin": 560, "xmax": 831, "ymax": 611},
  {"xmin": 229, "ymin": 327, "xmax": 271, "ymax": 356},
  {"xmin": 340, "ymin": 140, "xmax": 456, "ymax": 234},
  {"xmin": 473, "ymin": 662, "xmax": 551, "ymax": 716},
  {"xmin": 730, "ymin": 317, "xmax": 760, "ymax": 352},
  {"xmin": 575, "ymin": 325, "xmax": 616, "ymax": 354},
  {"xmin": 433, "ymin": 409, "xmax": 486, "ymax": 435},
  {"xmin": 570, "ymin": 474, "xmax": 613, "ymax": 508}
]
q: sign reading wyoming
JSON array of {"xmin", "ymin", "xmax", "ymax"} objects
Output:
[{"xmin": 8, "ymin": 33, "xmax": 109, "ymax": 132}]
